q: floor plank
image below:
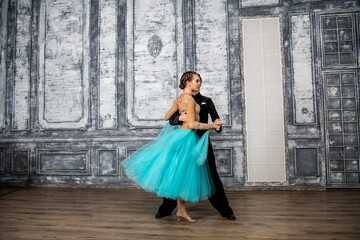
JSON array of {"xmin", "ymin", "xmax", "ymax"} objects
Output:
[{"xmin": 0, "ymin": 187, "xmax": 359, "ymax": 239}]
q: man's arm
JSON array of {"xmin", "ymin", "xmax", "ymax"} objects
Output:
[
  {"xmin": 208, "ymin": 98, "xmax": 222, "ymax": 133},
  {"xmin": 169, "ymin": 112, "xmax": 182, "ymax": 126}
]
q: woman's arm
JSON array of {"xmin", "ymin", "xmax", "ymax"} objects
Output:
[
  {"xmin": 187, "ymin": 97, "xmax": 214, "ymax": 130},
  {"xmin": 164, "ymin": 99, "xmax": 179, "ymax": 121}
]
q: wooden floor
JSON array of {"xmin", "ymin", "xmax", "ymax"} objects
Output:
[{"xmin": 1, "ymin": 187, "xmax": 360, "ymax": 240}]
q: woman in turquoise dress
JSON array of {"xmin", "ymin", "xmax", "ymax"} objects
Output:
[{"xmin": 121, "ymin": 72, "xmax": 221, "ymax": 223}]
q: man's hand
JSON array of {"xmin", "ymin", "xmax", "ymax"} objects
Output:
[{"xmin": 179, "ymin": 112, "xmax": 187, "ymax": 122}]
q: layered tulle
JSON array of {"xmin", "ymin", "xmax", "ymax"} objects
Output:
[{"xmin": 121, "ymin": 123, "xmax": 215, "ymax": 203}]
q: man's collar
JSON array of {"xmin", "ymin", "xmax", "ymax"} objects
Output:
[{"xmin": 193, "ymin": 92, "xmax": 202, "ymax": 100}]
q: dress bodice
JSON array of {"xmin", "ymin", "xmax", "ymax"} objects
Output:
[
  {"xmin": 179, "ymin": 94, "xmax": 201, "ymax": 122},
  {"xmin": 177, "ymin": 94, "xmax": 212, "ymax": 130}
]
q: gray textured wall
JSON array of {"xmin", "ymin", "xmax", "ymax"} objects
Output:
[{"xmin": 0, "ymin": 0, "xmax": 359, "ymax": 188}]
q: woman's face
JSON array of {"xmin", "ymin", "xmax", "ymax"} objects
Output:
[{"xmin": 189, "ymin": 74, "xmax": 201, "ymax": 92}]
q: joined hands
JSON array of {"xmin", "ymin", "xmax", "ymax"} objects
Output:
[{"xmin": 212, "ymin": 118, "xmax": 222, "ymax": 131}]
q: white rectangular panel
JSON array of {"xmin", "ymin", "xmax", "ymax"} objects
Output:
[{"xmin": 242, "ymin": 17, "xmax": 286, "ymax": 182}]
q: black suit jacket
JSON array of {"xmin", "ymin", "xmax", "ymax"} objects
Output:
[{"xmin": 169, "ymin": 93, "xmax": 222, "ymax": 137}]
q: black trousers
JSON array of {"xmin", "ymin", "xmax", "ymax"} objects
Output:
[{"xmin": 157, "ymin": 140, "xmax": 233, "ymax": 216}]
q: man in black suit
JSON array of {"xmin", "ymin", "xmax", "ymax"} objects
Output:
[{"xmin": 155, "ymin": 78, "xmax": 236, "ymax": 220}]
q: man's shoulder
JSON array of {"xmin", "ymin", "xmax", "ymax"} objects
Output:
[
  {"xmin": 200, "ymin": 95, "xmax": 214, "ymax": 106},
  {"xmin": 198, "ymin": 94, "xmax": 211, "ymax": 102},
  {"xmin": 194, "ymin": 93, "xmax": 213, "ymax": 106}
]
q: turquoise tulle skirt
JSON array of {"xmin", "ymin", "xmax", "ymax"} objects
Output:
[{"xmin": 121, "ymin": 123, "xmax": 215, "ymax": 203}]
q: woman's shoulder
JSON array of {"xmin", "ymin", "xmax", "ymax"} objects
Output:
[
  {"xmin": 186, "ymin": 94, "xmax": 195, "ymax": 102},
  {"xmin": 180, "ymin": 93, "xmax": 194, "ymax": 101}
]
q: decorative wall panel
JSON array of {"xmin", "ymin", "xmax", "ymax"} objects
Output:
[
  {"xmin": 0, "ymin": 0, "xmax": 359, "ymax": 189},
  {"xmin": 0, "ymin": 149, "xmax": 4, "ymax": 174},
  {"xmin": 290, "ymin": 14, "xmax": 317, "ymax": 125},
  {"xmin": 0, "ymin": 0, "xmax": 7, "ymax": 133},
  {"xmin": 214, "ymin": 148, "xmax": 233, "ymax": 177},
  {"xmin": 12, "ymin": 0, "xmax": 31, "ymax": 131},
  {"xmin": 288, "ymin": 140, "xmax": 324, "ymax": 186},
  {"xmin": 38, "ymin": 0, "xmax": 90, "ymax": 129},
  {"xmin": 194, "ymin": 0, "xmax": 230, "ymax": 125},
  {"xmin": 98, "ymin": 150, "xmax": 118, "ymax": 176},
  {"xmin": 98, "ymin": 0, "xmax": 117, "ymax": 129},
  {"xmin": 324, "ymin": 72, "xmax": 359, "ymax": 184},
  {"xmin": 292, "ymin": 0, "xmax": 323, "ymax": 3},
  {"xmin": 121, "ymin": 149, "xmax": 136, "ymax": 180},
  {"xmin": 240, "ymin": 0, "xmax": 279, "ymax": 8},
  {"xmin": 36, "ymin": 150, "xmax": 90, "ymax": 175},
  {"xmin": 295, "ymin": 148, "xmax": 319, "ymax": 176},
  {"xmin": 320, "ymin": 13, "xmax": 357, "ymax": 67},
  {"xmin": 126, "ymin": 0, "xmax": 183, "ymax": 127},
  {"xmin": 212, "ymin": 139, "xmax": 244, "ymax": 186},
  {"xmin": 11, "ymin": 150, "xmax": 29, "ymax": 174}
]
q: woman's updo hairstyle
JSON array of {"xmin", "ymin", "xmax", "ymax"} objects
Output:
[{"xmin": 179, "ymin": 71, "xmax": 200, "ymax": 89}]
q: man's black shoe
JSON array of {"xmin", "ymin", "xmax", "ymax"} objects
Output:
[
  {"xmin": 226, "ymin": 213, "xmax": 236, "ymax": 220},
  {"xmin": 222, "ymin": 213, "xmax": 236, "ymax": 220},
  {"xmin": 155, "ymin": 212, "xmax": 171, "ymax": 219}
]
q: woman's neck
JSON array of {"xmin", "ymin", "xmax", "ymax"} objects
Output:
[{"xmin": 183, "ymin": 87, "xmax": 192, "ymax": 95}]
